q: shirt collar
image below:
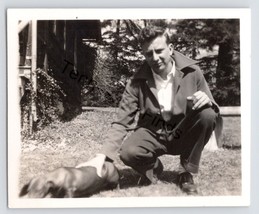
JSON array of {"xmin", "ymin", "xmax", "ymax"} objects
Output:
[{"xmin": 152, "ymin": 60, "xmax": 175, "ymax": 82}]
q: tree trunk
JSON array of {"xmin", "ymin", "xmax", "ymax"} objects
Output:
[{"xmin": 215, "ymin": 38, "xmax": 240, "ymax": 106}]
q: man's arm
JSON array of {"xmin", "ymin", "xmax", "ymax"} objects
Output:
[
  {"xmin": 101, "ymin": 78, "xmax": 139, "ymax": 161},
  {"xmin": 189, "ymin": 66, "xmax": 220, "ymax": 112},
  {"xmin": 76, "ymin": 78, "xmax": 139, "ymax": 177}
]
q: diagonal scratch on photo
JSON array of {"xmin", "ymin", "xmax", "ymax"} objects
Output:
[{"xmin": 18, "ymin": 19, "xmax": 241, "ymax": 198}]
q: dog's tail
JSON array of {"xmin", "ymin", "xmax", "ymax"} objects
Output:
[{"xmin": 19, "ymin": 183, "xmax": 29, "ymax": 197}]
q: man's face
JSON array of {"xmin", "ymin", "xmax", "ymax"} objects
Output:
[{"xmin": 141, "ymin": 35, "xmax": 173, "ymax": 76}]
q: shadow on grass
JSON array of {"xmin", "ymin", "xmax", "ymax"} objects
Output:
[
  {"xmin": 118, "ymin": 168, "xmax": 179, "ymax": 189},
  {"xmin": 222, "ymin": 144, "xmax": 241, "ymax": 150}
]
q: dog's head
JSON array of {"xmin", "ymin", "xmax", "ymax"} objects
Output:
[{"xmin": 19, "ymin": 177, "xmax": 56, "ymax": 198}]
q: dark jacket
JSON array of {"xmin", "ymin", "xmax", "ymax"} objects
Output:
[{"xmin": 102, "ymin": 51, "xmax": 220, "ymax": 161}]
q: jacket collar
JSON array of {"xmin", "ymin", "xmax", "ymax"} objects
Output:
[
  {"xmin": 134, "ymin": 50, "xmax": 198, "ymax": 80},
  {"xmin": 173, "ymin": 51, "xmax": 198, "ymax": 71}
]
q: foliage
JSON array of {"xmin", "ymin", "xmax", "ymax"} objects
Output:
[
  {"xmin": 83, "ymin": 20, "xmax": 145, "ymax": 107},
  {"xmin": 170, "ymin": 19, "xmax": 240, "ymax": 106},
  {"xmin": 36, "ymin": 69, "xmax": 66, "ymax": 124},
  {"xmin": 90, "ymin": 51, "xmax": 126, "ymax": 107},
  {"xmin": 20, "ymin": 69, "xmax": 66, "ymax": 138}
]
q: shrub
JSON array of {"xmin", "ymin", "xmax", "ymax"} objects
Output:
[{"xmin": 20, "ymin": 69, "xmax": 66, "ymax": 138}]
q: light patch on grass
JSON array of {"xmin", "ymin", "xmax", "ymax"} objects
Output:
[{"xmin": 221, "ymin": 116, "xmax": 241, "ymax": 148}]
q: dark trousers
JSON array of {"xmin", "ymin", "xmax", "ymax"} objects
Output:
[{"xmin": 119, "ymin": 107, "xmax": 217, "ymax": 175}]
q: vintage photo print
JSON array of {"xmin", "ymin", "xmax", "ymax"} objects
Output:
[{"xmin": 7, "ymin": 9, "xmax": 251, "ymax": 208}]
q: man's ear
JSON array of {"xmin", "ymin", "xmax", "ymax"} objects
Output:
[
  {"xmin": 169, "ymin": 43, "xmax": 174, "ymax": 55},
  {"xmin": 19, "ymin": 183, "xmax": 29, "ymax": 197}
]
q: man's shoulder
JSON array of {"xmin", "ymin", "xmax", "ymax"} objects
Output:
[
  {"xmin": 173, "ymin": 51, "xmax": 199, "ymax": 71},
  {"xmin": 180, "ymin": 63, "xmax": 206, "ymax": 83},
  {"xmin": 181, "ymin": 64, "xmax": 201, "ymax": 74}
]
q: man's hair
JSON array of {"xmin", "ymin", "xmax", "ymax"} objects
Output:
[{"xmin": 138, "ymin": 25, "xmax": 170, "ymax": 46}]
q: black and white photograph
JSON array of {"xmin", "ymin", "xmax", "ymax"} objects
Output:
[{"xmin": 7, "ymin": 9, "xmax": 251, "ymax": 208}]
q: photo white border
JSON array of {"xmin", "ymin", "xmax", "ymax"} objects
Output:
[{"xmin": 7, "ymin": 8, "xmax": 251, "ymax": 208}]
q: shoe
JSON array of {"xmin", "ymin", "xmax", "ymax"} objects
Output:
[
  {"xmin": 153, "ymin": 158, "xmax": 164, "ymax": 178},
  {"xmin": 178, "ymin": 172, "xmax": 198, "ymax": 195}
]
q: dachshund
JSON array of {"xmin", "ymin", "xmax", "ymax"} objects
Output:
[{"xmin": 19, "ymin": 161, "xmax": 119, "ymax": 198}]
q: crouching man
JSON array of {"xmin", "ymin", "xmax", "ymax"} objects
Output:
[{"xmin": 78, "ymin": 25, "xmax": 222, "ymax": 195}]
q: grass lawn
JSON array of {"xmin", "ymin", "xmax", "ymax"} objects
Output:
[{"xmin": 19, "ymin": 109, "xmax": 241, "ymax": 197}]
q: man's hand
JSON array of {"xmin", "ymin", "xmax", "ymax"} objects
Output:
[
  {"xmin": 76, "ymin": 154, "xmax": 106, "ymax": 178},
  {"xmin": 187, "ymin": 91, "xmax": 212, "ymax": 110}
]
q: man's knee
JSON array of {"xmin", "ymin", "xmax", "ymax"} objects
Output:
[
  {"xmin": 197, "ymin": 107, "xmax": 217, "ymax": 128},
  {"xmin": 119, "ymin": 144, "xmax": 143, "ymax": 165}
]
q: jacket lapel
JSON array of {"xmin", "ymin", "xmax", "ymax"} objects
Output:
[
  {"xmin": 171, "ymin": 51, "xmax": 197, "ymax": 107},
  {"xmin": 134, "ymin": 63, "xmax": 160, "ymax": 103},
  {"xmin": 171, "ymin": 68, "xmax": 184, "ymax": 110},
  {"xmin": 147, "ymin": 77, "xmax": 159, "ymax": 103},
  {"xmin": 173, "ymin": 68, "xmax": 184, "ymax": 95}
]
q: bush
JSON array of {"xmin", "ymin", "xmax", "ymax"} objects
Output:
[
  {"xmin": 81, "ymin": 46, "xmax": 142, "ymax": 107},
  {"xmin": 20, "ymin": 69, "xmax": 66, "ymax": 138}
]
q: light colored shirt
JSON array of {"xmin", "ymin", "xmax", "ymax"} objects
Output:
[{"xmin": 152, "ymin": 61, "xmax": 175, "ymax": 112}]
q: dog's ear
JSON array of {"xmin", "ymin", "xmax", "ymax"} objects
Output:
[
  {"xmin": 46, "ymin": 181, "xmax": 66, "ymax": 198},
  {"xmin": 46, "ymin": 181, "xmax": 54, "ymax": 190},
  {"xmin": 45, "ymin": 181, "xmax": 57, "ymax": 197},
  {"xmin": 19, "ymin": 183, "xmax": 29, "ymax": 197}
]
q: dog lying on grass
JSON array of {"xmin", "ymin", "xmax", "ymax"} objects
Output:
[{"xmin": 19, "ymin": 161, "xmax": 119, "ymax": 198}]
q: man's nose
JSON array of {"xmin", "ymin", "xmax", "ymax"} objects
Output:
[{"xmin": 152, "ymin": 53, "xmax": 159, "ymax": 61}]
